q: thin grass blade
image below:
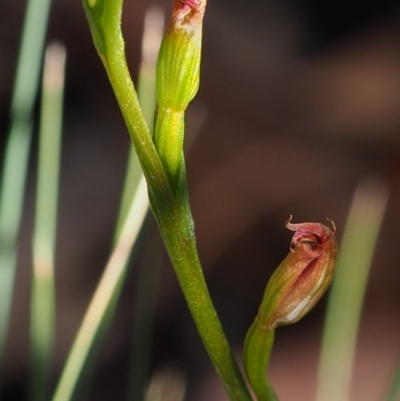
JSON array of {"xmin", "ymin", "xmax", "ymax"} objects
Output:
[
  {"xmin": 30, "ymin": 42, "xmax": 66, "ymax": 401},
  {"xmin": 127, "ymin": 221, "xmax": 163, "ymax": 401},
  {"xmin": 51, "ymin": 176, "xmax": 149, "ymax": 401},
  {"xmin": 53, "ymin": 8, "xmax": 164, "ymax": 400},
  {"xmin": 315, "ymin": 178, "xmax": 389, "ymax": 401},
  {"xmin": 0, "ymin": 0, "xmax": 53, "ymax": 380},
  {"xmin": 145, "ymin": 368, "xmax": 186, "ymax": 401},
  {"xmin": 386, "ymin": 359, "xmax": 400, "ymax": 401}
]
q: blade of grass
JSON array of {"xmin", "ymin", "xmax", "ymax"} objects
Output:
[
  {"xmin": 53, "ymin": 9, "xmax": 165, "ymax": 400},
  {"xmin": 51, "ymin": 176, "xmax": 149, "ymax": 401},
  {"xmin": 386, "ymin": 359, "xmax": 400, "ymax": 401},
  {"xmin": 30, "ymin": 42, "xmax": 66, "ymax": 401},
  {"xmin": 0, "ymin": 0, "xmax": 53, "ymax": 381},
  {"xmin": 127, "ymin": 221, "xmax": 163, "ymax": 401},
  {"xmin": 145, "ymin": 368, "xmax": 186, "ymax": 401},
  {"xmin": 315, "ymin": 178, "xmax": 389, "ymax": 401}
]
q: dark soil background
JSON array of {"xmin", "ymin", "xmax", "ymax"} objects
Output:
[{"xmin": 1, "ymin": 0, "xmax": 400, "ymax": 400}]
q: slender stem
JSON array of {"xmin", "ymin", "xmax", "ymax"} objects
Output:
[
  {"xmin": 105, "ymin": 26, "xmax": 252, "ymax": 401},
  {"xmin": 82, "ymin": 1, "xmax": 253, "ymax": 399},
  {"xmin": 153, "ymin": 170, "xmax": 252, "ymax": 401},
  {"xmin": 161, "ymin": 219, "xmax": 252, "ymax": 401},
  {"xmin": 106, "ymin": 50, "xmax": 251, "ymax": 397},
  {"xmin": 114, "ymin": 6, "xmax": 163, "ymax": 241},
  {"xmin": 243, "ymin": 319, "xmax": 278, "ymax": 401}
]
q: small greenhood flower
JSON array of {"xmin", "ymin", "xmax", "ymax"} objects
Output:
[{"xmin": 259, "ymin": 216, "xmax": 338, "ymax": 329}]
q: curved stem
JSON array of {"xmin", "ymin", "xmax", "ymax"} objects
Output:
[
  {"xmin": 107, "ymin": 50, "xmax": 250, "ymax": 397},
  {"xmin": 156, "ymin": 167, "xmax": 252, "ymax": 401},
  {"xmin": 244, "ymin": 319, "xmax": 278, "ymax": 401},
  {"xmin": 106, "ymin": 48, "xmax": 251, "ymax": 398}
]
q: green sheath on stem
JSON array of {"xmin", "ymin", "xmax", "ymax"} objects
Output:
[{"xmin": 154, "ymin": 108, "xmax": 184, "ymax": 190}]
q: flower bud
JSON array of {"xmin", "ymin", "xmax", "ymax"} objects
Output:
[
  {"xmin": 155, "ymin": 0, "xmax": 206, "ymax": 191},
  {"xmin": 258, "ymin": 216, "xmax": 337, "ymax": 329},
  {"xmin": 156, "ymin": 0, "xmax": 205, "ymax": 111}
]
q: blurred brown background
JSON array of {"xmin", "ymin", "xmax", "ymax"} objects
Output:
[{"xmin": 1, "ymin": 0, "xmax": 400, "ymax": 400}]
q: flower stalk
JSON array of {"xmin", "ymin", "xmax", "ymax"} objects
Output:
[{"xmin": 82, "ymin": 1, "xmax": 252, "ymax": 400}]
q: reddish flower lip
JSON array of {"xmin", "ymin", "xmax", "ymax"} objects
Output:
[
  {"xmin": 286, "ymin": 215, "xmax": 336, "ymax": 250},
  {"xmin": 180, "ymin": 0, "xmax": 200, "ymax": 8},
  {"xmin": 172, "ymin": 0, "xmax": 206, "ymax": 25},
  {"xmin": 175, "ymin": 0, "xmax": 204, "ymax": 12}
]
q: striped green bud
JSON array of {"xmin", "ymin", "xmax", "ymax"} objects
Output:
[
  {"xmin": 157, "ymin": 0, "xmax": 205, "ymax": 111},
  {"xmin": 155, "ymin": 0, "xmax": 206, "ymax": 191}
]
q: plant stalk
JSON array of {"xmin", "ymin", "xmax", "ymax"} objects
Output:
[{"xmin": 82, "ymin": 1, "xmax": 252, "ymax": 399}]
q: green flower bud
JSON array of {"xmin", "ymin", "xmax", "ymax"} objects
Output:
[
  {"xmin": 155, "ymin": 0, "xmax": 206, "ymax": 191},
  {"xmin": 156, "ymin": 0, "xmax": 205, "ymax": 111}
]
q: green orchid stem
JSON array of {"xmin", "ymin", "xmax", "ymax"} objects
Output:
[
  {"xmin": 244, "ymin": 321, "xmax": 278, "ymax": 401},
  {"xmin": 156, "ymin": 170, "xmax": 251, "ymax": 401},
  {"xmin": 107, "ymin": 56, "xmax": 250, "ymax": 400},
  {"xmin": 82, "ymin": 1, "xmax": 252, "ymax": 400}
]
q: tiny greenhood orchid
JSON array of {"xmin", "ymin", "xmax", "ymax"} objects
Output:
[
  {"xmin": 266, "ymin": 216, "xmax": 338, "ymax": 328},
  {"xmin": 244, "ymin": 217, "xmax": 338, "ymax": 401}
]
